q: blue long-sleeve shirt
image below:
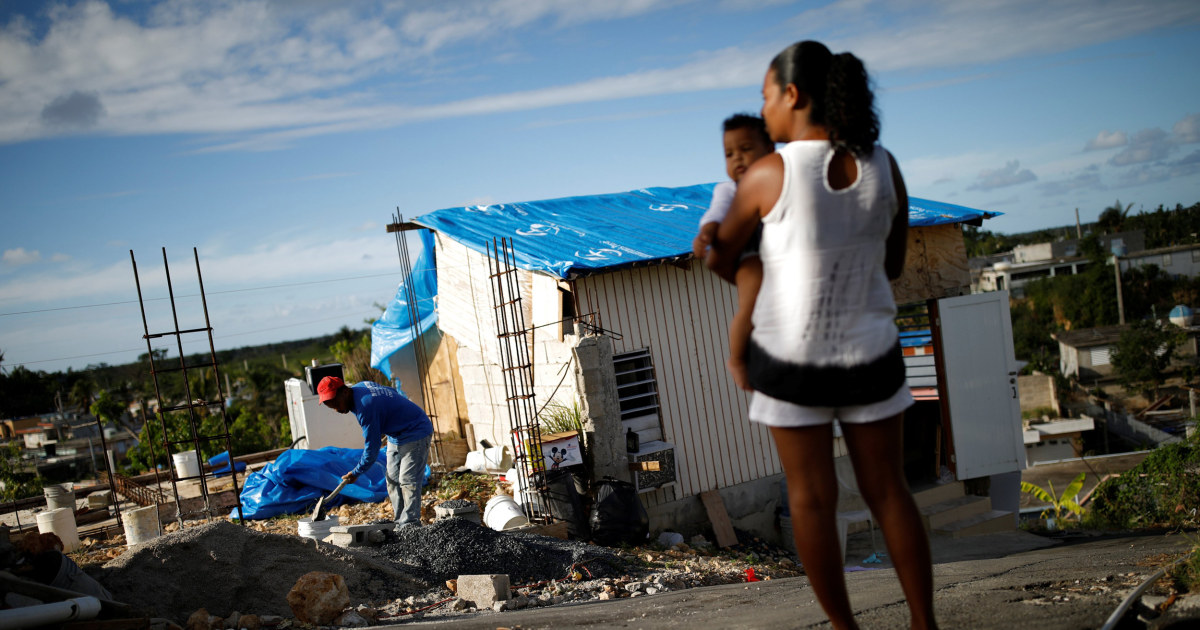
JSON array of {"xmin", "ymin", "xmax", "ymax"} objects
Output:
[{"xmin": 348, "ymin": 381, "xmax": 434, "ymax": 477}]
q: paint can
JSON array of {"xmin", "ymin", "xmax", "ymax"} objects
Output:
[
  {"xmin": 298, "ymin": 515, "xmax": 340, "ymax": 542},
  {"xmin": 172, "ymin": 451, "xmax": 200, "ymax": 479},
  {"xmin": 123, "ymin": 505, "xmax": 162, "ymax": 546},
  {"xmin": 37, "ymin": 507, "xmax": 80, "ymax": 552},
  {"xmin": 43, "ymin": 483, "xmax": 77, "ymax": 512},
  {"xmin": 483, "ymin": 495, "xmax": 528, "ymax": 531}
]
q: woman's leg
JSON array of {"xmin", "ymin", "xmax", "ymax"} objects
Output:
[
  {"xmin": 770, "ymin": 424, "xmax": 859, "ymax": 630},
  {"xmin": 841, "ymin": 414, "xmax": 938, "ymax": 630}
]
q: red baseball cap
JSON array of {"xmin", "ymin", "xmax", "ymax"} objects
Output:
[{"xmin": 317, "ymin": 376, "xmax": 345, "ymax": 402}]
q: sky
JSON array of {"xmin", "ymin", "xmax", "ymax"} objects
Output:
[{"xmin": 1, "ymin": 0, "xmax": 1198, "ymax": 375}]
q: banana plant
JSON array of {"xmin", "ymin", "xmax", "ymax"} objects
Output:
[{"xmin": 1021, "ymin": 472, "xmax": 1086, "ymax": 527}]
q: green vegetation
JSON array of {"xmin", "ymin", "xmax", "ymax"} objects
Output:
[
  {"xmin": 1021, "ymin": 406, "xmax": 1057, "ymax": 420},
  {"xmin": 1084, "ymin": 436, "xmax": 1200, "ymax": 529},
  {"xmin": 538, "ymin": 399, "xmax": 584, "ymax": 434},
  {"xmin": 1111, "ymin": 320, "xmax": 1187, "ymax": 399},
  {"xmin": 0, "ymin": 441, "xmax": 43, "ymax": 502},
  {"xmin": 1021, "ymin": 473, "xmax": 1085, "ymax": 527}
]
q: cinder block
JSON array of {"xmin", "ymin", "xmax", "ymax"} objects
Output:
[
  {"xmin": 327, "ymin": 523, "xmax": 392, "ymax": 548},
  {"xmin": 456, "ymin": 574, "xmax": 510, "ymax": 609}
]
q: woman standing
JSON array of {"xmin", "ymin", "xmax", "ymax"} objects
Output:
[{"xmin": 708, "ymin": 40, "xmax": 937, "ymax": 630}]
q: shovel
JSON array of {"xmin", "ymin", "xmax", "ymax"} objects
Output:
[{"xmin": 311, "ymin": 478, "xmax": 350, "ymax": 522}]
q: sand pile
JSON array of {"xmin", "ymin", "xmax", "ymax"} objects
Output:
[
  {"xmin": 96, "ymin": 520, "xmax": 427, "ymax": 622},
  {"xmin": 374, "ymin": 517, "xmax": 626, "ymax": 584}
]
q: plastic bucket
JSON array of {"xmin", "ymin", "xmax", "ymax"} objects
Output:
[
  {"xmin": 172, "ymin": 451, "xmax": 200, "ymax": 478},
  {"xmin": 123, "ymin": 505, "xmax": 162, "ymax": 546},
  {"xmin": 43, "ymin": 483, "xmax": 76, "ymax": 512},
  {"xmin": 37, "ymin": 507, "xmax": 80, "ymax": 552},
  {"xmin": 483, "ymin": 495, "xmax": 528, "ymax": 531},
  {"xmin": 298, "ymin": 515, "xmax": 340, "ymax": 542}
]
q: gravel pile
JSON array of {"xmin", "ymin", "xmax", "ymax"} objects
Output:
[
  {"xmin": 97, "ymin": 520, "xmax": 427, "ymax": 623},
  {"xmin": 438, "ymin": 499, "xmax": 476, "ymax": 510},
  {"xmin": 374, "ymin": 517, "xmax": 626, "ymax": 584}
]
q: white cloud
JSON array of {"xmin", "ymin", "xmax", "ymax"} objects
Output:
[
  {"xmin": 1085, "ymin": 130, "xmax": 1127, "ymax": 152},
  {"xmin": 1109, "ymin": 128, "xmax": 1171, "ymax": 166},
  {"xmin": 3, "ymin": 0, "xmax": 1196, "ymax": 150},
  {"xmin": 808, "ymin": 0, "xmax": 1200, "ymax": 73},
  {"xmin": 50, "ymin": 253, "xmax": 71, "ymax": 263},
  {"xmin": 968, "ymin": 160, "xmax": 1037, "ymax": 191},
  {"xmin": 1173, "ymin": 113, "xmax": 1200, "ymax": 144},
  {"xmin": 2, "ymin": 248, "xmax": 41, "ymax": 266}
]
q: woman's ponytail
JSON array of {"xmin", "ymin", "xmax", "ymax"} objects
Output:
[
  {"xmin": 770, "ymin": 41, "xmax": 879, "ymax": 156},
  {"xmin": 825, "ymin": 52, "xmax": 879, "ymax": 157}
]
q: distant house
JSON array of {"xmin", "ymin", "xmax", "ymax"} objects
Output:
[
  {"xmin": 1023, "ymin": 417, "xmax": 1095, "ymax": 465},
  {"xmin": 1054, "ymin": 323, "xmax": 1199, "ymax": 381},
  {"xmin": 972, "ymin": 230, "xmax": 1145, "ymax": 297},
  {"xmin": 395, "ymin": 183, "xmax": 1025, "ymax": 540},
  {"xmin": 1118, "ymin": 242, "xmax": 1200, "ymax": 279}
]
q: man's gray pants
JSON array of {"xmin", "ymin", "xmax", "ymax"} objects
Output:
[{"xmin": 387, "ymin": 435, "xmax": 431, "ymax": 528}]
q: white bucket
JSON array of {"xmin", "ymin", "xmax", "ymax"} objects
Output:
[
  {"xmin": 172, "ymin": 451, "xmax": 200, "ymax": 478},
  {"xmin": 43, "ymin": 483, "xmax": 76, "ymax": 512},
  {"xmin": 37, "ymin": 507, "xmax": 80, "ymax": 552},
  {"xmin": 123, "ymin": 505, "xmax": 162, "ymax": 546},
  {"xmin": 298, "ymin": 515, "xmax": 340, "ymax": 542},
  {"xmin": 483, "ymin": 495, "xmax": 528, "ymax": 531}
]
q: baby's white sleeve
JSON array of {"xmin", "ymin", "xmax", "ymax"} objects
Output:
[{"xmin": 699, "ymin": 181, "xmax": 736, "ymax": 226}]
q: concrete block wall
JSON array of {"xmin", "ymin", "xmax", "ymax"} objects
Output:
[{"xmin": 1017, "ymin": 374, "xmax": 1059, "ymax": 414}]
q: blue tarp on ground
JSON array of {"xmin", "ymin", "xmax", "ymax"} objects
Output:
[
  {"xmin": 413, "ymin": 183, "xmax": 1000, "ymax": 280},
  {"xmin": 235, "ymin": 446, "xmax": 388, "ymax": 520},
  {"xmin": 370, "ymin": 230, "xmax": 438, "ymax": 381}
]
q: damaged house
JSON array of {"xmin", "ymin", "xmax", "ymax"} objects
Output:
[{"xmin": 381, "ymin": 183, "xmax": 1026, "ymax": 543}]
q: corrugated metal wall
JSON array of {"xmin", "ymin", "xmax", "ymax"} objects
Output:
[{"xmin": 575, "ymin": 261, "xmax": 783, "ymax": 506}]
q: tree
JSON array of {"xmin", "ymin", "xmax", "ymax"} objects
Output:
[
  {"xmin": 0, "ymin": 441, "xmax": 43, "ymax": 501},
  {"xmin": 89, "ymin": 390, "xmax": 126, "ymax": 428},
  {"xmin": 1111, "ymin": 320, "xmax": 1186, "ymax": 400},
  {"xmin": 1097, "ymin": 200, "xmax": 1133, "ymax": 234}
]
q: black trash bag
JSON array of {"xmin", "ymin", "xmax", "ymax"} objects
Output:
[
  {"xmin": 532, "ymin": 469, "xmax": 589, "ymax": 539},
  {"xmin": 588, "ymin": 477, "xmax": 649, "ymax": 546}
]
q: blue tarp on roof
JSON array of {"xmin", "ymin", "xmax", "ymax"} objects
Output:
[{"xmin": 413, "ymin": 183, "xmax": 999, "ymax": 280}]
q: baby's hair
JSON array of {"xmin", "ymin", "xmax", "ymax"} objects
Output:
[
  {"xmin": 769, "ymin": 40, "xmax": 879, "ymax": 156},
  {"xmin": 722, "ymin": 113, "xmax": 772, "ymax": 147}
]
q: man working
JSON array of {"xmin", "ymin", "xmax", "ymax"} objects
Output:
[{"xmin": 317, "ymin": 375, "xmax": 434, "ymax": 529}]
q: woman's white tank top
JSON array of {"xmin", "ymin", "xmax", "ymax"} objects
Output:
[{"xmin": 750, "ymin": 140, "xmax": 900, "ymax": 368}]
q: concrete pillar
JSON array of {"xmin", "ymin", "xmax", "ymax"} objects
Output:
[{"xmin": 571, "ymin": 325, "xmax": 630, "ymax": 483}]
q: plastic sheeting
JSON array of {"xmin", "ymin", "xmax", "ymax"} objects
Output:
[
  {"xmin": 370, "ymin": 230, "xmax": 438, "ymax": 380},
  {"xmin": 413, "ymin": 183, "xmax": 999, "ymax": 280},
  {"xmin": 235, "ymin": 446, "xmax": 388, "ymax": 520}
]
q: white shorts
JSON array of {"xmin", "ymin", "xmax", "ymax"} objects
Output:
[{"xmin": 748, "ymin": 383, "xmax": 913, "ymax": 428}]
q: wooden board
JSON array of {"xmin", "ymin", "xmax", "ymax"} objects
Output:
[
  {"xmin": 891, "ymin": 224, "xmax": 970, "ymax": 304},
  {"xmin": 699, "ymin": 489, "xmax": 739, "ymax": 548}
]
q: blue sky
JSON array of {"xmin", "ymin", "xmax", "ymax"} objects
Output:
[{"xmin": 1, "ymin": 0, "xmax": 1198, "ymax": 375}]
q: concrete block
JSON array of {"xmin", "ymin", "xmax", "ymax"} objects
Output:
[
  {"xmin": 457, "ymin": 574, "xmax": 510, "ymax": 609},
  {"xmin": 327, "ymin": 523, "xmax": 392, "ymax": 548}
]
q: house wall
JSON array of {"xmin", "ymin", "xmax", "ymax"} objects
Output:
[
  {"xmin": 891, "ymin": 224, "xmax": 970, "ymax": 304},
  {"xmin": 435, "ymin": 236, "xmax": 542, "ymax": 450},
  {"xmin": 575, "ymin": 260, "xmax": 785, "ymax": 513},
  {"xmin": 1017, "ymin": 374, "xmax": 1058, "ymax": 414},
  {"xmin": 1120, "ymin": 246, "xmax": 1200, "ymax": 278}
]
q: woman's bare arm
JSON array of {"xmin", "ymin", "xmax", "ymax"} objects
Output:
[
  {"xmin": 707, "ymin": 153, "xmax": 784, "ymax": 283},
  {"xmin": 884, "ymin": 151, "xmax": 909, "ymax": 281}
]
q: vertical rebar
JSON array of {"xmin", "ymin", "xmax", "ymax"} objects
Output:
[
  {"xmin": 392, "ymin": 212, "xmax": 444, "ymax": 470},
  {"xmin": 486, "ymin": 237, "xmax": 548, "ymax": 522}
]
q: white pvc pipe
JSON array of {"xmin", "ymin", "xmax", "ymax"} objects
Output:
[{"xmin": 0, "ymin": 596, "xmax": 102, "ymax": 629}]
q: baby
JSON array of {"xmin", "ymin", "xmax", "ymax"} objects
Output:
[{"xmin": 692, "ymin": 113, "xmax": 775, "ymax": 390}]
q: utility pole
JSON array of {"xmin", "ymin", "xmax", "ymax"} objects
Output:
[
  {"xmin": 1075, "ymin": 208, "xmax": 1082, "ymax": 239},
  {"xmin": 1112, "ymin": 255, "xmax": 1126, "ymax": 325}
]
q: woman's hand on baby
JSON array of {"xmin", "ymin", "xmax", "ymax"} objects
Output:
[{"xmin": 693, "ymin": 222, "xmax": 720, "ymax": 259}]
